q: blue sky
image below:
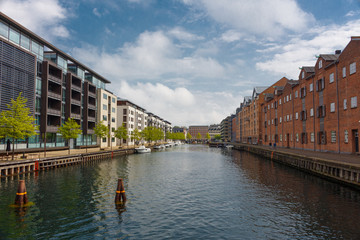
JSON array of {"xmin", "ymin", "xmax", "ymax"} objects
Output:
[{"xmin": 2, "ymin": 0, "xmax": 360, "ymax": 126}]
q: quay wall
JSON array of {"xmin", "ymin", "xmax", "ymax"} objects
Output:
[
  {"xmin": 210, "ymin": 143, "xmax": 360, "ymax": 190},
  {"xmin": 0, "ymin": 148, "xmax": 135, "ymax": 178}
]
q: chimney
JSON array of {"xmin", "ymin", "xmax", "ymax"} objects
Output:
[{"xmin": 335, "ymin": 50, "xmax": 341, "ymax": 55}]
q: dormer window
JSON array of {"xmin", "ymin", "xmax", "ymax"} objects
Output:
[{"xmin": 319, "ymin": 59, "xmax": 322, "ymax": 69}]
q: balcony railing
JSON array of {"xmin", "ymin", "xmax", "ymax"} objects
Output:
[
  {"xmin": 48, "ymin": 91, "xmax": 61, "ymax": 100},
  {"xmin": 72, "ymin": 84, "xmax": 82, "ymax": 92},
  {"xmin": 88, "ymin": 116, "xmax": 96, "ymax": 122},
  {"xmin": 49, "ymin": 75, "xmax": 62, "ymax": 84},
  {"xmin": 47, "ymin": 125, "xmax": 59, "ymax": 132},
  {"xmin": 47, "ymin": 108, "xmax": 61, "ymax": 116},
  {"xmin": 71, "ymin": 113, "xmax": 81, "ymax": 119},
  {"xmin": 71, "ymin": 99, "xmax": 81, "ymax": 106}
]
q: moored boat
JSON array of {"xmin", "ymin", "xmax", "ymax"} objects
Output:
[{"xmin": 135, "ymin": 145, "xmax": 151, "ymax": 153}]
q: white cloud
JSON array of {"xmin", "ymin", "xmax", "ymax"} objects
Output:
[
  {"xmin": 116, "ymin": 81, "xmax": 240, "ymax": 125},
  {"xmin": 183, "ymin": 0, "xmax": 314, "ymax": 38},
  {"xmin": 93, "ymin": 8, "xmax": 102, "ymax": 17},
  {"xmin": 256, "ymin": 20, "xmax": 360, "ymax": 78},
  {"xmin": 168, "ymin": 27, "xmax": 204, "ymax": 41},
  {"xmin": 0, "ymin": 0, "xmax": 70, "ymax": 40},
  {"xmin": 220, "ymin": 30, "xmax": 244, "ymax": 43},
  {"xmin": 72, "ymin": 29, "xmax": 227, "ymax": 82}
]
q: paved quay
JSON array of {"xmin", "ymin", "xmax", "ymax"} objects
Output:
[
  {"xmin": 0, "ymin": 145, "xmax": 134, "ymax": 165},
  {"xmin": 222, "ymin": 142, "xmax": 360, "ymax": 167}
]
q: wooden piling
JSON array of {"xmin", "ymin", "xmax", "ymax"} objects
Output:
[
  {"xmin": 15, "ymin": 180, "xmax": 28, "ymax": 206},
  {"xmin": 115, "ymin": 178, "xmax": 126, "ymax": 204}
]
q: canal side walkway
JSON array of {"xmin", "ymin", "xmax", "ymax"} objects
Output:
[{"xmin": 218, "ymin": 142, "xmax": 360, "ymax": 189}]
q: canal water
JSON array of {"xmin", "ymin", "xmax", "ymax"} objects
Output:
[{"xmin": 1, "ymin": 145, "xmax": 360, "ymax": 239}]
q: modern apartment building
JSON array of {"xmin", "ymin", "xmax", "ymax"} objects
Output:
[
  {"xmin": 0, "ymin": 13, "xmax": 110, "ymax": 150},
  {"xmin": 117, "ymin": 99, "xmax": 148, "ymax": 145},
  {"xmin": 97, "ymin": 89, "xmax": 117, "ymax": 148},
  {"xmin": 208, "ymin": 124, "xmax": 221, "ymax": 140}
]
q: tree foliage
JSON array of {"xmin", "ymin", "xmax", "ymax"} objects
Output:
[
  {"xmin": 186, "ymin": 132, "xmax": 192, "ymax": 140},
  {"xmin": 214, "ymin": 134, "xmax": 222, "ymax": 140},
  {"xmin": 57, "ymin": 118, "xmax": 82, "ymax": 154},
  {"xmin": 141, "ymin": 126, "xmax": 164, "ymax": 143},
  {"xmin": 197, "ymin": 132, "xmax": 202, "ymax": 139},
  {"xmin": 0, "ymin": 93, "xmax": 38, "ymax": 159},
  {"xmin": 94, "ymin": 121, "xmax": 109, "ymax": 140},
  {"xmin": 114, "ymin": 123, "xmax": 128, "ymax": 146},
  {"xmin": 131, "ymin": 128, "xmax": 142, "ymax": 145},
  {"xmin": 206, "ymin": 133, "xmax": 211, "ymax": 140}
]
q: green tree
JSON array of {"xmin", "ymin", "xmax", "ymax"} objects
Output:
[
  {"xmin": 214, "ymin": 134, "xmax": 222, "ymax": 141},
  {"xmin": 94, "ymin": 121, "xmax": 109, "ymax": 148},
  {"xmin": 166, "ymin": 131, "xmax": 173, "ymax": 141},
  {"xmin": 114, "ymin": 123, "xmax": 128, "ymax": 148},
  {"xmin": 155, "ymin": 128, "xmax": 164, "ymax": 142},
  {"xmin": 197, "ymin": 132, "xmax": 202, "ymax": 140},
  {"xmin": 131, "ymin": 128, "xmax": 142, "ymax": 146},
  {"xmin": 186, "ymin": 132, "xmax": 192, "ymax": 140},
  {"xmin": 57, "ymin": 118, "xmax": 82, "ymax": 155},
  {"xmin": 206, "ymin": 133, "xmax": 211, "ymax": 141},
  {"xmin": 0, "ymin": 93, "xmax": 38, "ymax": 159}
]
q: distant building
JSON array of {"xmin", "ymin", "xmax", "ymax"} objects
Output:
[
  {"xmin": 97, "ymin": 89, "xmax": 117, "ymax": 148},
  {"xmin": 208, "ymin": 124, "xmax": 221, "ymax": 139},
  {"xmin": 188, "ymin": 125, "xmax": 209, "ymax": 140}
]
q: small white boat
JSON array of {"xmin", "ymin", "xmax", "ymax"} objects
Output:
[
  {"xmin": 135, "ymin": 145, "xmax": 151, "ymax": 153},
  {"xmin": 225, "ymin": 145, "xmax": 234, "ymax": 149},
  {"xmin": 165, "ymin": 143, "xmax": 171, "ymax": 148},
  {"xmin": 153, "ymin": 145, "xmax": 165, "ymax": 149}
]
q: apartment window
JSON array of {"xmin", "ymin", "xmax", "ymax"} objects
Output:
[
  {"xmin": 317, "ymin": 131, "xmax": 327, "ymax": 145},
  {"xmin": 331, "ymin": 131, "xmax": 336, "ymax": 143},
  {"xmin": 102, "ymin": 138, "xmax": 107, "ymax": 143},
  {"xmin": 286, "ymin": 95, "xmax": 289, "ymax": 102},
  {"xmin": 9, "ymin": 28, "xmax": 20, "ymax": 44},
  {"xmin": 301, "ymin": 132, "xmax": 308, "ymax": 144},
  {"xmin": 112, "ymin": 127, "xmax": 115, "ymax": 132},
  {"xmin": 103, "ymin": 115, "xmax": 107, "ymax": 121},
  {"xmin": 290, "ymin": 114, "xmax": 292, "ymax": 120},
  {"xmin": 103, "ymin": 93, "xmax": 107, "ymax": 99},
  {"xmin": 296, "ymin": 133, "xmax": 299, "ymax": 142},
  {"xmin": 280, "ymin": 134, "xmax": 282, "ymax": 142},
  {"xmin": 123, "ymin": 116, "xmax": 127, "ymax": 122},
  {"xmin": 319, "ymin": 59, "xmax": 322, "ymax": 69},
  {"xmin": 350, "ymin": 62, "xmax": 356, "ymax": 75},
  {"xmin": 344, "ymin": 130, "xmax": 349, "ymax": 143},
  {"xmin": 316, "ymin": 78, "xmax": 325, "ymax": 91},
  {"xmin": 295, "ymin": 112, "xmax": 298, "ymax": 120},
  {"xmin": 268, "ymin": 105, "xmax": 270, "ymax": 110},
  {"xmin": 102, "ymin": 104, "xmax": 107, "ymax": 110},
  {"xmin": 329, "ymin": 73, "xmax": 334, "ymax": 83},
  {"xmin": 112, "ymin": 107, "xmax": 115, "ymax": 113},
  {"xmin": 310, "ymin": 108, "xmax": 314, "ymax": 117},
  {"xmin": 351, "ymin": 96, "xmax": 357, "ymax": 108},
  {"xmin": 287, "ymin": 115, "xmax": 290, "ymax": 121},
  {"xmin": 342, "ymin": 67, "xmax": 346, "ymax": 78},
  {"xmin": 280, "ymin": 117, "xmax": 282, "ymax": 123},
  {"xmin": 112, "ymin": 117, "xmax": 115, "ymax": 123},
  {"xmin": 112, "ymin": 97, "xmax": 116, "ymax": 103},
  {"xmin": 279, "ymin": 99, "xmax": 281, "ymax": 105},
  {"xmin": 310, "ymin": 83, "xmax": 313, "ymax": 92},
  {"xmin": 20, "ymin": 34, "xmax": 30, "ymax": 50},
  {"xmin": 300, "ymin": 87, "xmax": 306, "ymax": 98},
  {"xmin": 0, "ymin": 21, "xmax": 9, "ymax": 38},
  {"xmin": 123, "ymin": 109, "xmax": 127, "ymax": 114},
  {"xmin": 330, "ymin": 103, "xmax": 335, "ymax": 112},
  {"xmin": 112, "ymin": 138, "xmax": 115, "ymax": 142},
  {"xmin": 311, "ymin": 132, "xmax": 315, "ymax": 143},
  {"xmin": 295, "ymin": 91, "xmax": 298, "ymax": 98},
  {"xmin": 268, "ymin": 120, "xmax": 270, "ymax": 126},
  {"xmin": 271, "ymin": 103, "xmax": 273, "ymax": 108},
  {"xmin": 300, "ymin": 110, "xmax": 307, "ymax": 121},
  {"xmin": 344, "ymin": 99, "xmax": 347, "ymax": 110},
  {"xmin": 272, "ymin": 119, "xmax": 274, "ymax": 125},
  {"xmin": 317, "ymin": 105, "xmax": 326, "ymax": 118},
  {"xmin": 290, "ymin": 94, "xmax": 292, "ymax": 100}
]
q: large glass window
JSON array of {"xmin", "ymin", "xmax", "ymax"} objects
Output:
[
  {"xmin": 78, "ymin": 68, "xmax": 85, "ymax": 80},
  {"xmin": 0, "ymin": 20, "xmax": 9, "ymax": 38},
  {"xmin": 103, "ymin": 93, "xmax": 107, "ymax": 99},
  {"xmin": 57, "ymin": 55, "xmax": 67, "ymax": 70},
  {"xmin": 31, "ymin": 41, "xmax": 40, "ymax": 55},
  {"xmin": 36, "ymin": 77, "xmax": 42, "ymax": 95},
  {"xmin": 20, "ymin": 34, "xmax": 30, "ymax": 50},
  {"xmin": 9, "ymin": 28, "xmax": 20, "ymax": 44}
]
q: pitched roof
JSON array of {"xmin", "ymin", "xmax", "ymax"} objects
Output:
[{"xmin": 320, "ymin": 54, "xmax": 338, "ymax": 61}]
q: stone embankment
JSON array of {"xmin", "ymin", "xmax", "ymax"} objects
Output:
[
  {"xmin": 210, "ymin": 142, "xmax": 360, "ymax": 190},
  {"xmin": 0, "ymin": 148, "xmax": 135, "ymax": 178}
]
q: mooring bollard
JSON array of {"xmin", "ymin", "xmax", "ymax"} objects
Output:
[
  {"xmin": 15, "ymin": 180, "xmax": 28, "ymax": 206},
  {"xmin": 115, "ymin": 178, "xmax": 126, "ymax": 204}
]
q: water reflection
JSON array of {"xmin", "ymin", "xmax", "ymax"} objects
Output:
[{"xmin": 0, "ymin": 145, "xmax": 360, "ymax": 239}]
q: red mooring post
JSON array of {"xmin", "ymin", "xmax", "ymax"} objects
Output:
[
  {"xmin": 15, "ymin": 180, "xmax": 28, "ymax": 206},
  {"xmin": 115, "ymin": 178, "xmax": 126, "ymax": 204}
]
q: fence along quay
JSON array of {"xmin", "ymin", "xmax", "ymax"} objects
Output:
[
  {"xmin": 210, "ymin": 142, "xmax": 360, "ymax": 190},
  {"xmin": 0, "ymin": 148, "xmax": 135, "ymax": 177}
]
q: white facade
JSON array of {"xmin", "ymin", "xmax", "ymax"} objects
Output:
[
  {"xmin": 117, "ymin": 100, "xmax": 147, "ymax": 146},
  {"xmin": 97, "ymin": 89, "xmax": 117, "ymax": 148}
]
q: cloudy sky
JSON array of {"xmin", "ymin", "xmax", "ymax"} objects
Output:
[{"xmin": 1, "ymin": 0, "xmax": 360, "ymax": 126}]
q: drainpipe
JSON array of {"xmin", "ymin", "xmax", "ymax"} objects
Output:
[
  {"xmin": 313, "ymin": 75, "xmax": 316, "ymax": 151},
  {"xmin": 335, "ymin": 60, "xmax": 340, "ymax": 153}
]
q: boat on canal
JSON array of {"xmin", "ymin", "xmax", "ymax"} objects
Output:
[
  {"xmin": 153, "ymin": 144, "xmax": 165, "ymax": 149},
  {"xmin": 135, "ymin": 145, "xmax": 151, "ymax": 153}
]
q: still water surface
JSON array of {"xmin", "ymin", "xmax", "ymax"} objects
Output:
[{"xmin": 1, "ymin": 145, "xmax": 360, "ymax": 239}]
